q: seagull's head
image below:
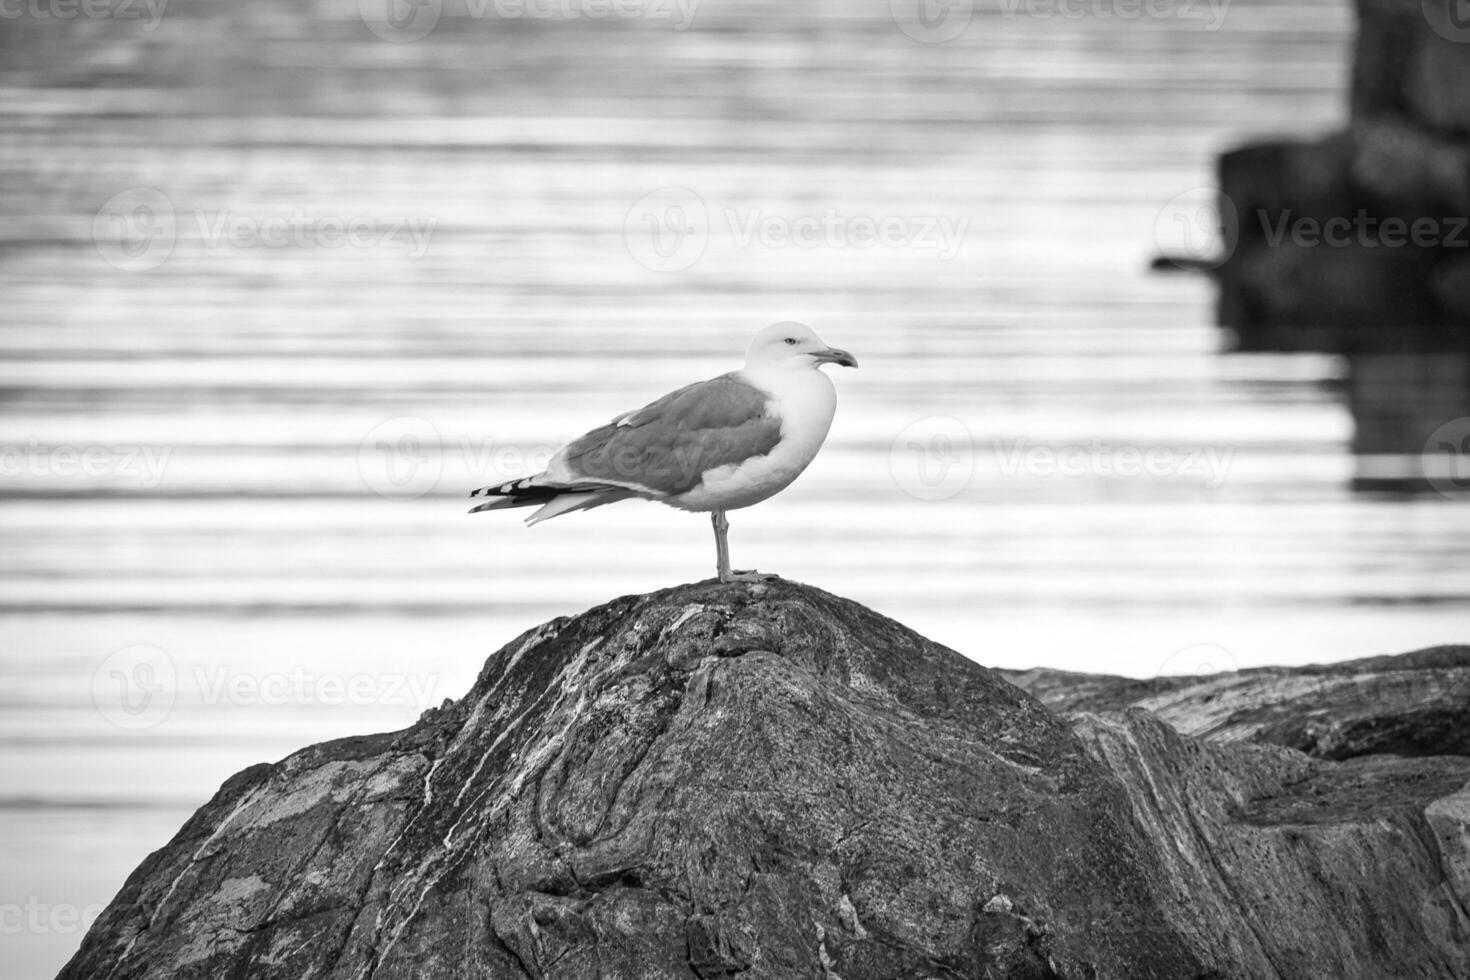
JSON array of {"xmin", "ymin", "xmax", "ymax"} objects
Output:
[{"xmin": 745, "ymin": 321, "xmax": 858, "ymax": 372}]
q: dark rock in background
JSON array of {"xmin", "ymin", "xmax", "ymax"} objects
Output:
[
  {"xmin": 1209, "ymin": 0, "xmax": 1470, "ymax": 494},
  {"xmin": 1354, "ymin": 0, "xmax": 1470, "ymax": 135},
  {"xmin": 1217, "ymin": 0, "xmax": 1470, "ymax": 353},
  {"xmin": 61, "ymin": 582, "xmax": 1470, "ymax": 979}
]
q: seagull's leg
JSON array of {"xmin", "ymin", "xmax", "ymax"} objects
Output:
[
  {"xmin": 712, "ymin": 510, "xmax": 776, "ymax": 584},
  {"xmin": 712, "ymin": 510, "xmax": 732, "ymax": 583}
]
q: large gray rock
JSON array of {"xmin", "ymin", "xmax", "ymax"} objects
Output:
[
  {"xmin": 60, "ymin": 581, "xmax": 1470, "ymax": 979},
  {"xmin": 1001, "ymin": 644, "xmax": 1470, "ymax": 760}
]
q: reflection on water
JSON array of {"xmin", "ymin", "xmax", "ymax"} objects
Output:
[
  {"xmin": 1349, "ymin": 350, "xmax": 1470, "ymax": 493},
  {"xmin": 2, "ymin": 0, "xmax": 1468, "ymax": 975},
  {"xmin": 1224, "ymin": 313, "xmax": 1470, "ymax": 495}
]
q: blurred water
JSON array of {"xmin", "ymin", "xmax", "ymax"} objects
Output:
[{"xmin": 3, "ymin": 0, "xmax": 1469, "ymax": 975}]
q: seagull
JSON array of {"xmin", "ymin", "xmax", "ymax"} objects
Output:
[{"xmin": 469, "ymin": 322, "xmax": 858, "ymax": 583}]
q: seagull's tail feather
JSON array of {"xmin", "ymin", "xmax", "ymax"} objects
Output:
[
  {"xmin": 468, "ymin": 474, "xmax": 638, "ymax": 525},
  {"xmin": 524, "ymin": 489, "xmax": 638, "ymax": 525}
]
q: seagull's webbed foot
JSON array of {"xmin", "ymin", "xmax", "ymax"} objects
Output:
[
  {"xmin": 711, "ymin": 510, "xmax": 778, "ymax": 585},
  {"xmin": 720, "ymin": 569, "xmax": 779, "ymax": 584}
]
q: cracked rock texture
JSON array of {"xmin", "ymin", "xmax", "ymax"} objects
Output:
[
  {"xmin": 1001, "ymin": 644, "xmax": 1470, "ymax": 760},
  {"xmin": 61, "ymin": 581, "xmax": 1470, "ymax": 979}
]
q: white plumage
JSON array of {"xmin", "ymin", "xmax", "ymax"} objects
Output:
[{"xmin": 469, "ymin": 321, "xmax": 857, "ymax": 582}]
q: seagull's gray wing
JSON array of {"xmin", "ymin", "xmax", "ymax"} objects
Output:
[{"xmin": 551, "ymin": 372, "xmax": 782, "ymax": 496}]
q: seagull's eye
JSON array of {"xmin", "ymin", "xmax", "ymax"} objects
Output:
[{"xmin": 783, "ymin": 338, "xmax": 798, "ymax": 346}]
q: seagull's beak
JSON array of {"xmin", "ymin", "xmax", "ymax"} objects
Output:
[{"xmin": 813, "ymin": 347, "xmax": 858, "ymax": 368}]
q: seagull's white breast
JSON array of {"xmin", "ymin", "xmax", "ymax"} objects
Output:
[{"xmin": 670, "ymin": 365, "xmax": 837, "ymax": 512}]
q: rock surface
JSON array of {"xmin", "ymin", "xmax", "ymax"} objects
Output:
[
  {"xmin": 1001, "ymin": 644, "xmax": 1470, "ymax": 760},
  {"xmin": 62, "ymin": 581, "xmax": 1470, "ymax": 979}
]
